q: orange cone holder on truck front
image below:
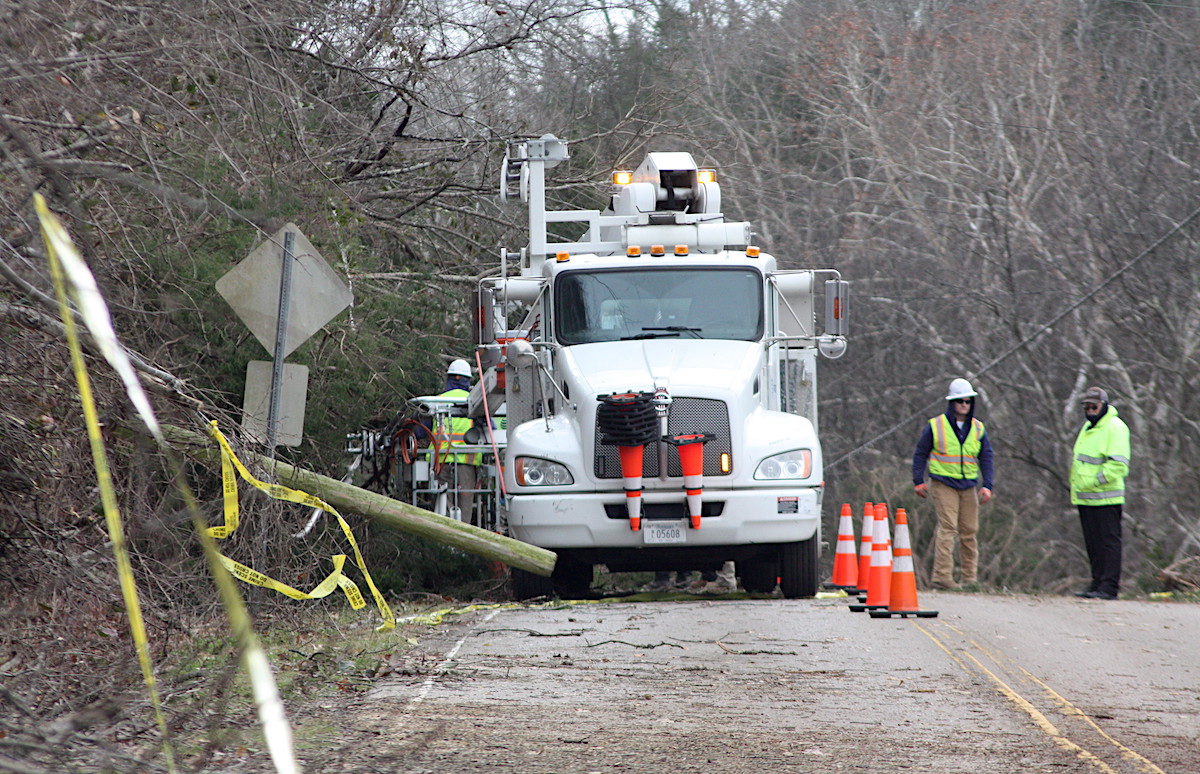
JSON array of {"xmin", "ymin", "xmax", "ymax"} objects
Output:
[
  {"xmin": 666, "ymin": 433, "xmax": 713, "ymax": 529},
  {"xmin": 870, "ymin": 508, "xmax": 938, "ymax": 618},
  {"xmin": 617, "ymin": 444, "xmax": 645, "ymax": 531},
  {"xmin": 824, "ymin": 503, "xmax": 859, "ymax": 590},
  {"xmin": 595, "ymin": 392, "xmax": 661, "ymax": 532}
]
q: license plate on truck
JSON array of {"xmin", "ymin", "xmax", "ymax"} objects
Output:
[{"xmin": 643, "ymin": 520, "xmax": 686, "ymax": 544}]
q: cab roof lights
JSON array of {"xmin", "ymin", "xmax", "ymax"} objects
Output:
[
  {"xmin": 674, "ymin": 244, "xmax": 688, "ymax": 255},
  {"xmin": 627, "ymin": 246, "xmax": 642, "ymax": 257},
  {"xmin": 746, "ymin": 246, "xmax": 761, "ymax": 257},
  {"xmin": 650, "ymin": 245, "xmax": 666, "ymax": 256},
  {"xmin": 555, "ymin": 251, "xmax": 571, "ymax": 262}
]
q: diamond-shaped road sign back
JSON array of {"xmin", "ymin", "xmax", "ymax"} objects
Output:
[{"xmin": 216, "ymin": 224, "xmax": 352, "ymax": 358}]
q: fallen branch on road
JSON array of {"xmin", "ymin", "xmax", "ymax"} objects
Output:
[
  {"xmin": 716, "ymin": 641, "xmax": 798, "ymax": 656},
  {"xmin": 476, "ymin": 628, "xmax": 588, "ymax": 637},
  {"xmin": 582, "ymin": 640, "xmax": 684, "ymax": 649}
]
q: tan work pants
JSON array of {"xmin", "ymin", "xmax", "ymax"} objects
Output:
[{"xmin": 930, "ymin": 479, "xmax": 979, "ymax": 586}]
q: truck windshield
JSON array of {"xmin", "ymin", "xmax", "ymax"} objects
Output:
[{"xmin": 554, "ymin": 267, "xmax": 763, "ymax": 345}]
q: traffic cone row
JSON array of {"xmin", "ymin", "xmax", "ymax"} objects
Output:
[{"xmin": 829, "ymin": 501, "xmax": 936, "ymax": 619}]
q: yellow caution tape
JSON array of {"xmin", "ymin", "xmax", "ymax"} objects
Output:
[
  {"xmin": 205, "ymin": 421, "xmax": 395, "ymax": 630},
  {"xmin": 217, "ymin": 553, "xmax": 365, "ymax": 609},
  {"xmin": 207, "ymin": 439, "xmax": 240, "ymax": 539},
  {"xmin": 36, "ymin": 194, "xmax": 178, "ymax": 773}
]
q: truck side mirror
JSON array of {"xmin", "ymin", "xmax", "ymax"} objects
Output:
[
  {"xmin": 474, "ymin": 283, "xmax": 496, "ymax": 347},
  {"xmin": 824, "ymin": 280, "xmax": 849, "ymax": 337},
  {"xmin": 817, "ymin": 279, "xmax": 848, "ymax": 359}
]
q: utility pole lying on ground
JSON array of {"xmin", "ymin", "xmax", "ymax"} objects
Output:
[{"xmin": 159, "ymin": 423, "xmax": 557, "ymax": 577}]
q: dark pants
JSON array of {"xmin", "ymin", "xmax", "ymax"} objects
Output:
[{"xmin": 1077, "ymin": 504, "xmax": 1122, "ymax": 595}]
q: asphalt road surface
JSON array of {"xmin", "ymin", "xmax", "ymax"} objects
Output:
[{"xmin": 344, "ymin": 592, "xmax": 1199, "ymax": 773}]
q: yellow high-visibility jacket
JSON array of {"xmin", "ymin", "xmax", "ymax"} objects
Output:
[
  {"xmin": 927, "ymin": 415, "xmax": 985, "ymax": 481},
  {"xmin": 1070, "ymin": 407, "xmax": 1130, "ymax": 506},
  {"xmin": 431, "ymin": 389, "xmax": 479, "ymax": 466}
]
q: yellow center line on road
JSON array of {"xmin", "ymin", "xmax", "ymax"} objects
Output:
[
  {"xmin": 914, "ymin": 620, "xmax": 1131, "ymax": 774},
  {"xmin": 956, "ymin": 630, "xmax": 1168, "ymax": 774},
  {"xmin": 1012, "ymin": 663, "xmax": 1168, "ymax": 774}
]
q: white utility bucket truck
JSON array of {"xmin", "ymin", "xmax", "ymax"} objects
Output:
[{"xmin": 472, "ymin": 135, "xmax": 848, "ymax": 599}]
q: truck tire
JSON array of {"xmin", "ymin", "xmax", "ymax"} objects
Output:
[
  {"xmin": 738, "ymin": 561, "xmax": 779, "ymax": 594},
  {"xmin": 511, "ymin": 568, "xmax": 554, "ymax": 601},
  {"xmin": 778, "ymin": 537, "xmax": 819, "ymax": 599}
]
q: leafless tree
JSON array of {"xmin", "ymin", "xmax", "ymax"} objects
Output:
[{"xmin": 667, "ymin": 0, "xmax": 1200, "ymax": 589}]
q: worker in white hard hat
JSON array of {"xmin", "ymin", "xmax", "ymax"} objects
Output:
[
  {"xmin": 911, "ymin": 377, "xmax": 995, "ymax": 591},
  {"xmin": 431, "ymin": 358, "xmax": 482, "ymax": 520},
  {"xmin": 446, "ymin": 358, "xmax": 472, "ymax": 380}
]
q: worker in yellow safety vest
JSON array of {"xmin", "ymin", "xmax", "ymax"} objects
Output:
[
  {"xmin": 430, "ymin": 359, "xmax": 482, "ymax": 519},
  {"xmin": 1070, "ymin": 386, "xmax": 1131, "ymax": 600},
  {"xmin": 911, "ymin": 378, "xmax": 995, "ymax": 590}
]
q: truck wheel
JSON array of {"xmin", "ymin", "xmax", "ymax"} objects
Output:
[
  {"xmin": 778, "ymin": 537, "xmax": 819, "ymax": 598},
  {"xmin": 738, "ymin": 561, "xmax": 779, "ymax": 594},
  {"xmin": 511, "ymin": 568, "xmax": 554, "ymax": 601}
]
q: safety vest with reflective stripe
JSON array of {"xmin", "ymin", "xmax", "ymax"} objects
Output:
[
  {"xmin": 1070, "ymin": 407, "xmax": 1130, "ymax": 506},
  {"xmin": 432, "ymin": 389, "xmax": 479, "ymax": 466},
  {"xmin": 927, "ymin": 415, "xmax": 984, "ymax": 481}
]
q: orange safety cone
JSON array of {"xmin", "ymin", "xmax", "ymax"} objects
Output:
[
  {"xmin": 856, "ymin": 501, "xmax": 874, "ymax": 595},
  {"xmin": 850, "ymin": 501, "xmax": 876, "ymax": 606},
  {"xmin": 617, "ymin": 445, "xmax": 645, "ymax": 531},
  {"xmin": 823, "ymin": 503, "xmax": 859, "ymax": 590},
  {"xmin": 870, "ymin": 508, "xmax": 938, "ymax": 618},
  {"xmin": 596, "ymin": 391, "xmax": 660, "ymax": 532},
  {"xmin": 849, "ymin": 503, "xmax": 892, "ymax": 612},
  {"xmin": 667, "ymin": 433, "xmax": 713, "ymax": 529}
]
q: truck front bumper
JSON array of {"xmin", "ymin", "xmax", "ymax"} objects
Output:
[{"xmin": 505, "ymin": 487, "xmax": 820, "ymax": 548}]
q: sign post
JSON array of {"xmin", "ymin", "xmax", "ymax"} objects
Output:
[{"xmin": 265, "ymin": 229, "xmax": 296, "ymax": 453}]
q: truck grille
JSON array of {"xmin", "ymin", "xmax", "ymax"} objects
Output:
[{"xmin": 594, "ymin": 397, "xmax": 732, "ymax": 478}]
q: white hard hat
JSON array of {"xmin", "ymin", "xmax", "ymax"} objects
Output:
[
  {"xmin": 945, "ymin": 378, "xmax": 977, "ymax": 401},
  {"xmin": 447, "ymin": 358, "xmax": 472, "ymax": 377}
]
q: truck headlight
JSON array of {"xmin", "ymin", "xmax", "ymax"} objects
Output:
[
  {"xmin": 754, "ymin": 450, "xmax": 812, "ymax": 480},
  {"xmin": 514, "ymin": 457, "xmax": 574, "ymax": 486}
]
